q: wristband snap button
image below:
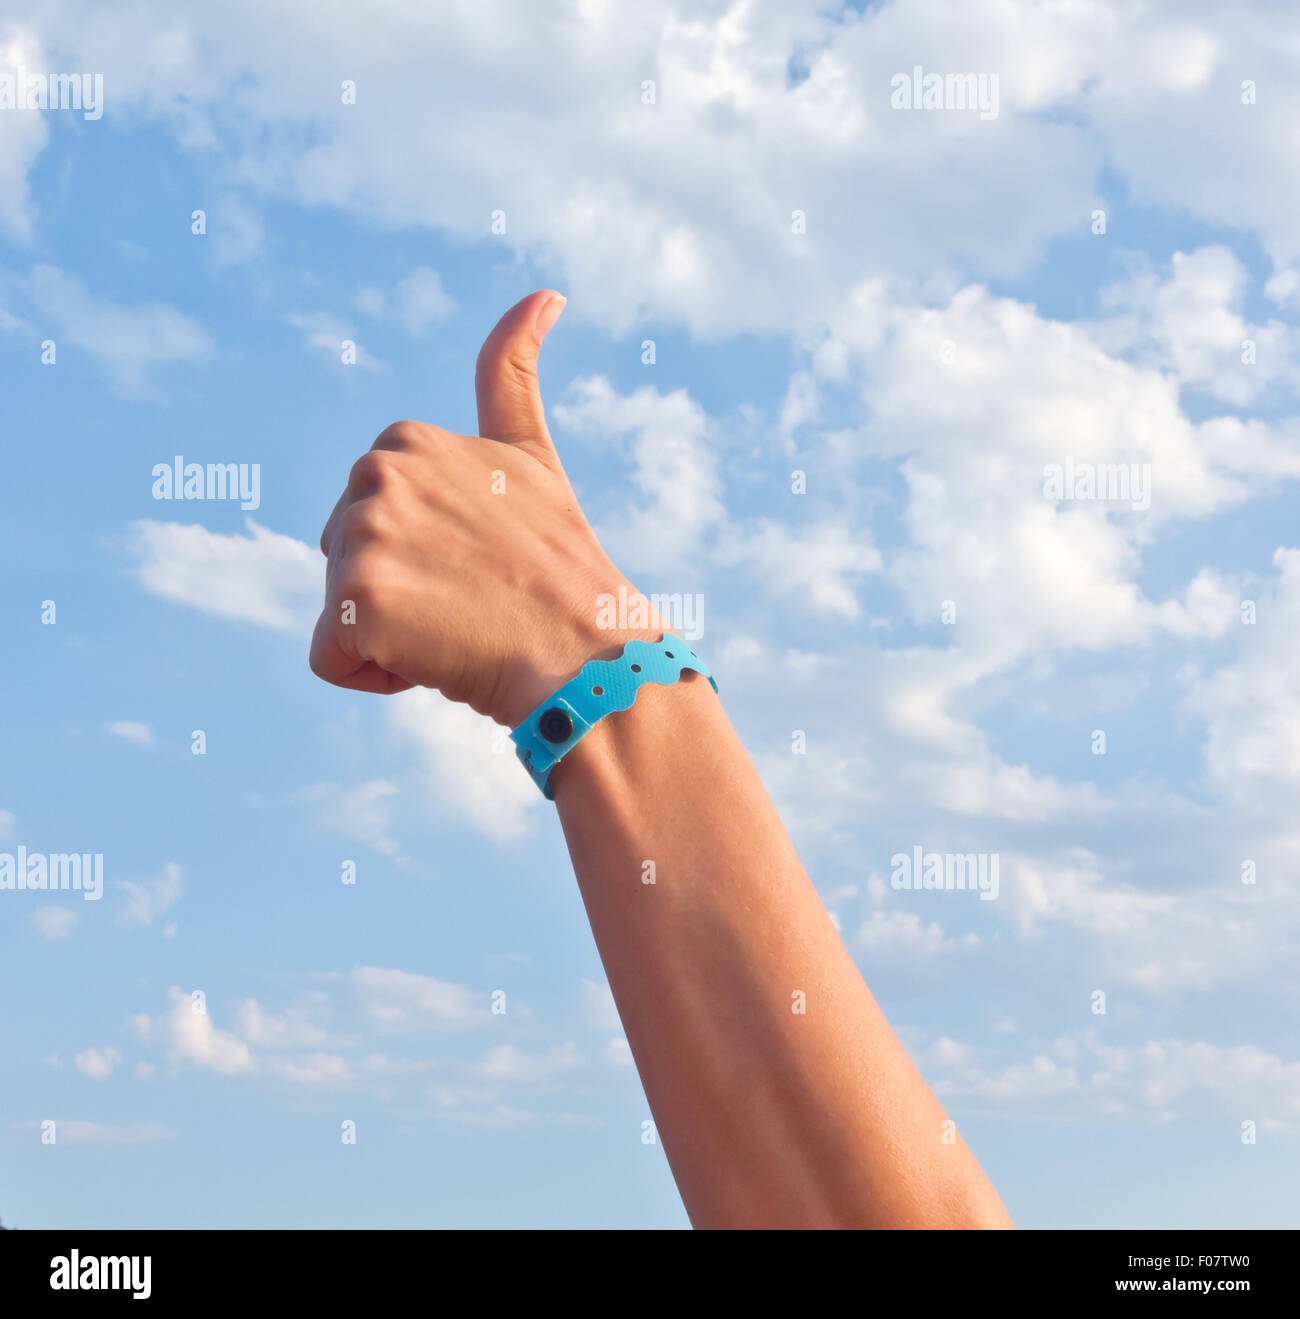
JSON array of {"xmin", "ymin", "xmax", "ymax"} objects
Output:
[{"xmin": 538, "ymin": 707, "xmax": 574, "ymax": 744}]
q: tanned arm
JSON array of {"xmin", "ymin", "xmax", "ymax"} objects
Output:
[{"xmin": 309, "ymin": 290, "xmax": 1012, "ymax": 1230}]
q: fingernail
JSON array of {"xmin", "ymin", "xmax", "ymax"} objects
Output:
[{"xmin": 534, "ymin": 293, "xmax": 567, "ymax": 338}]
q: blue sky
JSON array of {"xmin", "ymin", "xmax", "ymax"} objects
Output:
[{"xmin": 2, "ymin": 0, "xmax": 1298, "ymax": 1228}]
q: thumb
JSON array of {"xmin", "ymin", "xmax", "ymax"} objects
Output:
[{"xmin": 475, "ymin": 289, "xmax": 567, "ymax": 455}]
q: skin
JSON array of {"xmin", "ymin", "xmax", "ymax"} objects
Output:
[{"xmin": 310, "ymin": 289, "xmax": 1013, "ymax": 1230}]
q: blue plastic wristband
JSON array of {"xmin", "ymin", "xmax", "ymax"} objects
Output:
[{"xmin": 510, "ymin": 635, "xmax": 718, "ymax": 799}]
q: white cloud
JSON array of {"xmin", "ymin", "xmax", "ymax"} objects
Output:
[
  {"xmin": 782, "ymin": 276, "xmax": 1300, "ymax": 693},
  {"xmin": 126, "ymin": 518, "xmax": 322, "ymax": 633},
  {"xmin": 270, "ymin": 1052, "xmax": 353, "ymax": 1087},
  {"xmin": 855, "ymin": 910, "xmax": 979, "ymax": 962},
  {"xmin": 1092, "ymin": 247, "xmax": 1299, "ymax": 405},
  {"xmin": 354, "ymin": 285, "xmax": 386, "ymax": 317},
  {"xmin": 1184, "ymin": 548, "xmax": 1300, "ymax": 807},
  {"xmin": 854, "ymin": 294, "xmax": 1227, "ymax": 643},
  {"xmin": 359, "ymin": 1053, "xmax": 440, "ymax": 1079},
  {"xmin": 209, "ymin": 194, "xmax": 265, "ymax": 267},
  {"xmin": 1008, "ymin": 852, "xmax": 1178, "ymax": 940},
  {"xmin": 579, "ymin": 978, "xmax": 621, "ymax": 1031},
  {"xmin": 233, "ymin": 998, "xmax": 334, "ymax": 1050},
  {"xmin": 10, "ymin": 0, "xmax": 1300, "ymax": 345},
  {"xmin": 387, "ymin": 689, "xmax": 537, "ymax": 842},
  {"xmin": 118, "ymin": 862, "xmax": 183, "ymax": 929},
  {"xmin": 942, "ymin": 1054, "xmax": 1081, "ymax": 1105},
  {"xmin": 106, "ymin": 720, "xmax": 153, "ymax": 745},
  {"xmin": 31, "ymin": 906, "xmax": 79, "ymax": 940},
  {"xmin": 554, "ymin": 376, "xmax": 723, "ymax": 574},
  {"xmin": 286, "ymin": 311, "xmax": 385, "ymax": 371},
  {"xmin": 718, "ymin": 518, "xmax": 882, "ymax": 621},
  {"xmin": 12, "ymin": 1120, "xmax": 176, "ymax": 1144},
  {"xmin": 294, "ymin": 780, "xmax": 399, "ymax": 855},
  {"xmin": 395, "ymin": 266, "xmax": 455, "ymax": 334},
  {"xmin": 470, "ymin": 1041, "xmax": 585, "ymax": 1085},
  {"xmin": 148, "ymin": 987, "xmax": 256, "ymax": 1075},
  {"xmin": 352, "ymin": 966, "xmax": 489, "ymax": 1033},
  {"xmin": 926, "ymin": 1031, "xmax": 1300, "ymax": 1131},
  {"xmin": 428, "ymin": 1092, "xmax": 534, "ymax": 1127},
  {"xmin": 74, "ymin": 1047, "xmax": 121, "ymax": 1080},
  {"xmin": 134, "ymin": 987, "xmax": 365, "ymax": 1088},
  {"xmin": 0, "ymin": 33, "xmax": 50, "ymax": 242},
  {"xmin": 26, "ymin": 264, "xmax": 211, "ymax": 395},
  {"xmin": 1099, "ymin": 1040, "xmax": 1300, "ymax": 1131}
]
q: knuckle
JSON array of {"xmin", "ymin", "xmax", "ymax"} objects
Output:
[
  {"xmin": 348, "ymin": 448, "xmax": 398, "ymax": 493},
  {"xmin": 339, "ymin": 500, "xmax": 385, "ymax": 545},
  {"xmin": 374, "ymin": 420, "xmax": 427, "ymax": 452}
]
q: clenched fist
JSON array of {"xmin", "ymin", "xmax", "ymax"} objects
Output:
[{"xmin": 309, "ymin": 290, "xmax": 658, "ymax": 727}]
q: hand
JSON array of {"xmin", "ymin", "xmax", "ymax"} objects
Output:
[{"xmin": 309, "ymin": 290, "xmax": 660, "ymax": 727}]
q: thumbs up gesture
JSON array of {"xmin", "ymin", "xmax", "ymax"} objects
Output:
[{"xmin": 309, "ymin": 291, "xmax": 652, "ymax": 728}]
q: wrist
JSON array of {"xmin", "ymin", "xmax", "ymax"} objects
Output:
[
  {"xmin": 495, "ymin": 584, "xmax": 667, "ymax": 729},
  {"xmin": 547, "ymin": 661, "xmax": 720, "ymax": 803},
  {"xmin": 508, "ymin": 628, "xmax": 718, "ymax": 800}
]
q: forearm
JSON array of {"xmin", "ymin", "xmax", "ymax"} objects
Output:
[
  {"xmin": 551, "ymin": 674, "xmax": 1012, "ymax": 1229},
  {"xmin": 308, "ymin": 289, "xmax": 1011, "ymax": 1228}
]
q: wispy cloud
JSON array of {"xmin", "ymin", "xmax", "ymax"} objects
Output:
[
  {"xmin": 294, "ymin": 781, "xmax": 399, "ymax": 856},
  {"xmin": 126, "ymin": 519, "xmax": 322, "ymax": 633},
  {"xmin": 27, "ymin": 264, "xmax": 212, "ymax": 396},
  {"xmin": 352, "ymin": 967, "xmax": 492, "ymax": 1033},
  {"xmin": 118, "ymin": 862, "xmax": 183, "ymax": 930},
  {"xmin": 106, "ymin": 720, "xmax": 154, "ymax": 745},
  {"xmin": 74, "ymin": 1047, "xmax": 122, "ymax": 1080},
  {"xmin": 286, "ymin": 311, "xmax": 385, "ymax": 371},
  {"xmin": 386, "ymin": 690, "xmax": 537, "ymax": 842},
  {"xmin": 11, "ymin": 1120, "xmax": 177, "ymax": 1144},
  {"xmin": 31, "ymin": 906, "xmax": 79, "ymax": 940}
]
